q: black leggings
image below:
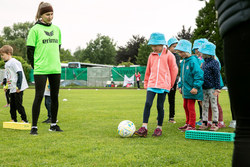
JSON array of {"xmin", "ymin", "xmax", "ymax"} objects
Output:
[
  {"xmin": 143, "ymin": 91, "xmax": 166, "ymax": 126},
  {"xmin": 223, "ymin": 20, "xmax": 250, "ymax": 166},
  {"xmin": 32, "ymin": 74, "xmax": 61, "ymax": 126}
]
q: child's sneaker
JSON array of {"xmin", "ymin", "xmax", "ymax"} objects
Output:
[
  {"xmin": 42, "ymin": 118, "xmax": 52, "ymax": 123},
  {"xmin": 30, "ymin": 128, "xmax": 38, "ymax": 135},
  {"xmin": 21, "ymin": 120, "xmax": 29, "ymax": 123},
  {"xmin": 182, "ymin": 126, "xmax": 196, "ymax": 132},
  {"xmin": 152, "ymin": 128, "xmax": 162, "ymax": 137},
  {"xmin": 218, "ymin": 122, "xmax": 226, "ymax": 128},
  {"xmin": 3, "ymin": 104, "xmax": 9, "ymax": 107},
  {"xmin": 134, "ymin": 127, "xmax": 148, "ymax": 137},
  {"xmin": 196, "ymin": 120, "xmax": 202, "ymax": 126},
  {"xmin": 178, "ymin": 124, "xmax": 188, "ymax": 130},
  {"xmin": 207, "ymin": 122, "xmax": 212, "ymax": 128},
  {"xmin": 49, "ymin": 125, "xmax": 63, "ymax": 132},
  {"xmin": 198, "ymin": 123, "xmax": 209, "ymax": 130},
  {"xmin": 228, "ymin": 120, "xmax": 236, "ymax": 128},
  {"xmin": 210, "ymin": 124, "xmax": 219, "ymax": 131},
  {"xmin": 168, "ymin": 118, "xmax": 176, "ymax": 124}
]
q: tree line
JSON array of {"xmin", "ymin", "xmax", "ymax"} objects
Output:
[{"xmin": 0, "ymin": 0, "xmax": 222, "ymax": 69}]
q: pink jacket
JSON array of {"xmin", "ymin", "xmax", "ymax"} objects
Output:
[{"xmin": 144, "ymin": 48, "xmax": 178, "ymax": 91}]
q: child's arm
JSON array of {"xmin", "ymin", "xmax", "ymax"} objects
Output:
[
  {"xmin": 168, "ymin": 53, "xmax": 178, "ymax": 88},
  {"xmin": 27, "ymin": 46, "xmax": 35, "ymax": 69},
  {"xmin": 213, "ymin": 61, "xmax": 221, "ymax": 96},
  {"xmin": 144, "ymin": 55, "xmax": 151, "ymax": 89},
  {"xmin": 191, "ymin": 61, "xmax": 204, "ymax": 90},
  {"xmin": 16, "ymin": 71, "xmax": 23, "ymax": 93}
]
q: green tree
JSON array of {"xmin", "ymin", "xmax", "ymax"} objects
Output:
[
  {"xmin": 1, "ymin": 22, "xmax": 34, "ymax": 60},
  {"xmin": 176, "ymin": 25, "xmax": 193, "ymax": 41},
  {"xmin": 136, "ymin": 41, "xmax": 152, "ymax": 66},
  {"xmin": 83, "ymin": 34, "xmax": 116, "ymax": 64},
  {"xmin": 60, "ymin": 48, "xmax": 75, "ymax": 62},
  {"xmin": 192, "ymin": 0, "xmax": 223, "ymax": 62},
  {"xmin": 116, "ymin": 35, "xmax": 146, "ymax": 65},
  {"xmin": 192, "ymin": 0, "xmax": 224, "ymax": 79}
]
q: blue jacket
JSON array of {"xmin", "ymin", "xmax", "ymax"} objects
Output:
[
  {"xmin": 202, "ymin": 57, "xmax": 220, "ymax": 90},
  {"xmin": 178, "ymin": 56, "xmax": 204, "ymax": 100}
]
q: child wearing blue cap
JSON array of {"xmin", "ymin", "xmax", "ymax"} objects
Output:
[
  {"xmin": 134, "ymin": 33, "xmax": 178, "ymax": 137},
  {"xmin": 175, "ymin": 39, "xmax": 204, "ymax": 132},
  {"xmin": 192, "ymin": 38, "xmax": 207, "ymax": 126},
  {"xmin": 198, "ymin": 42, "xmax": 220, "ymax": 131},
  {"xmin": 166, "ymin": 37, "xmax": 180, "ymax": 123}
]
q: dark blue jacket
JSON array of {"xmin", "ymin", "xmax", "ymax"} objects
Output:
[{"xmin": 202, "ymin": 57, "xmax": 220, "ymax": 89}]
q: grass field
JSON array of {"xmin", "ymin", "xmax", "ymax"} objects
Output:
[{"xmin": 0, "ymin": 89, "xmax": 234, "ymax": 167}]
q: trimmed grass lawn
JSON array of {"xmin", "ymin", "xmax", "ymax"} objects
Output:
[{"xmin": 0, "ymin": 89, "xmax": 234, "ymax": 166}]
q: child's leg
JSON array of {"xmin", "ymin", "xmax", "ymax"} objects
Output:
[
  {"xmin": 15, "ymin": 91, "xmax": 27, "ymax": 121},
  {"xmin": 208, "ymin": 89, "xmax": 219, "ymax": 124},
  {"xmin": 217, "ymin": 95, "xmax": 223, "ymax": 122},
  {"xmin": 143, "ymin": 91, "xmax": 156, "ymax": 124},
  {"xmin": 157, "ymin": 92, "xmax": 167, "ymax": 126},
  {"xmin": 187, "ymin": 99, "xmax": 196, "ymax": 128},
  {"xmin": 5, "ymin": 89, "xmax": 10, "ymax": 105},
  {"xmin": 45, "ymin": 96, "xmax": 52, "ymax": 118},
  {"xmin": 32, "ymin": 75, "xmax": 47, "ymax": 126},
  {"xmin": 168, "ymin": 82, "xmax": 177, "ymax": 120},
  {"xmin": 198, "ymin": 101, "xmax": 202, "ymax": 120},
  {"xmin": 10, "ymin": 93, "xmax": 17, "ymax": 122},
  {"xmin": 202, "ymin": 90, "xmax": 209, "ymax": 124},
  {"xmin": 48, "ymin": 74, "xmax": 61, "ymax": 124},
  {"xmin": 183, "ymin": 98, "xmax": 189, "ymax": 124}
]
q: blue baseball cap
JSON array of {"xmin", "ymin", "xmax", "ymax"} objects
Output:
[
  {"xmin": 198, "ymin": 41, "xmax": 216, "ymax": 56},
  {"xmin": 192, "ymin": 38, "xmax": 208, "ymax": 53},
  {"xmin": 167, "ymin": 37, "xmax": 178, "ymax": 47},
  {"xmin": 174, "ymin": 39, "xmax": 192, "ymax": 54},
  {"xmin": 148, "ymin": 33, "xmax": 167, "ymax": 45}
]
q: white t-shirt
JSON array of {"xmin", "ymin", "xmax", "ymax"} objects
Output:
[{"xmin": 4, "ymin": 58, "xmax": 29, "ymax": 93}]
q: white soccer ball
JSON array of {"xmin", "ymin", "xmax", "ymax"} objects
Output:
[{"xmin": 117, "ymin": 120, "xmax": 136, "ymax": 137}]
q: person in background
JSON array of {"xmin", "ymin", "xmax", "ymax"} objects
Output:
[
  {"xmin": 42, "ymin": 79, "xmax": 52, "ymax": 123},
  {"xmin": 215, "ymin": 1, "xmax": 250, "ymax": 165},
  {"xmin": 135, "ymin": 72, "xmax": 141, "ymax": 89},
  {"xmin": 134, "ymin": 33, "xmax": 178, "ymax": 137},
  {"xmin": 2, "ymin": 75, "xmax": 10, "ymax": 107},
  {"xmin": 176, "ymin": 40, "xmax": 204, "ymax": 132},
  {"xmin": 166, "ymin": 37, "xmax": 180, "ymax": 123}
]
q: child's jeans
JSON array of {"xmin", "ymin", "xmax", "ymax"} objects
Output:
[
  {"xmin": 183, "ymin": 98, "xmax": 196, "ymax": 128},
  {"xmin": 143, "ymin": 91, "xmax": 166, "ymax": 126},
  {"xmin": 202, "ymin": 89, "xmax": 218, "ymax": 122}
]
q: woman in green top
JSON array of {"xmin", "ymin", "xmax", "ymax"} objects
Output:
[{"xmin": 27, "ymin": 2, "xmax": 62, "ymax": 135}]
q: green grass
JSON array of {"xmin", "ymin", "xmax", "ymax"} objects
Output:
[{"xmin": 0, "ymin": 89, "xmax": 234, "ymax": 166}]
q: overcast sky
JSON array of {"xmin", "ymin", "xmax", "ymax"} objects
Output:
[{"xmin": 0, "ymin": 0, "xmax": 205, "ymax": 53}]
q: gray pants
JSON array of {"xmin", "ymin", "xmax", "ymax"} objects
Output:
[{"xmin": 202, "ymin": 89, "xmax": 218, "ymax": 122}]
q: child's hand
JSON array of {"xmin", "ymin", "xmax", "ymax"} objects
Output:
[
  {"xmin": 213, "ymin": 89, "xmax": 220, "ymax": 96},
  {"xmin": 16, "ymin": 87, "xmax": 21, "ymax": 93},
  {"xmin": 190, "ymin": 88, "xmax": 198, "ymax": 94},
  {"xmin": 179, "ymin": 88, "xmax": 182, "ymax": 94}
]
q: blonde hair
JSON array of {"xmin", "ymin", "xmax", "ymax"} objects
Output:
[
  {"xmin": 0, "ymin": 45, "xmax": 13, "ymax": 55},
  {"xmin": 35, "ymin": 2, "xmax": 53, "ymax": 21},
  {"xmin": 185, "ymin": 52, "xmax": 191, "ymax": 57}
]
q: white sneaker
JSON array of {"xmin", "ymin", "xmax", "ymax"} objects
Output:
[{"xmin": 228, "ymin": 120, "xmax": 236, "ymax": 128}]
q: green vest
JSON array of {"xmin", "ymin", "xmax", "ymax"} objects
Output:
[{"xmin": 27, "ymin": 23, "xmax": 61, "ymax": 75}]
